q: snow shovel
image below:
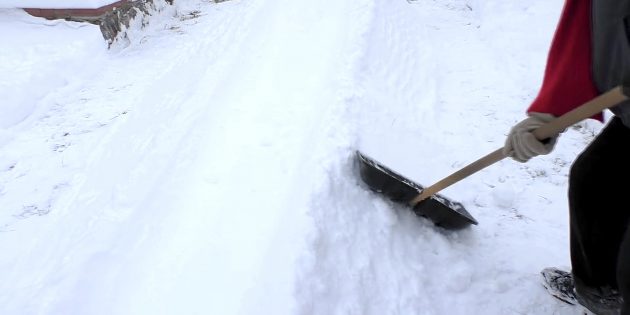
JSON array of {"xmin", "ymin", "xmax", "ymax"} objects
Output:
[{"xmin": 357, "ymin": 86, "xmax": 630, "ymax": 230}]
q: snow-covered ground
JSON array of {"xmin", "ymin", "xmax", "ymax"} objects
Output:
[{"xmin": 0, "ymin": 0, "xmax": 608, "ymax": 314}]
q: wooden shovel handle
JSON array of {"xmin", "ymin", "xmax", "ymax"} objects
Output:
[{"xmin": 409, "ymin": 85, "xmax": 630, "ymax": 206}]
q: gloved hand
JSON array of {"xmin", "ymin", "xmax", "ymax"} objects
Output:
[{"xmin": 503, "ymin": 112, "xmax": 558, "ymax": 163}]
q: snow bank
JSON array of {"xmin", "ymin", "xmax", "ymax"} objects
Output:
[{"xmin": 0, "ymin": 10, "xmax": 106, "ymax": 130}]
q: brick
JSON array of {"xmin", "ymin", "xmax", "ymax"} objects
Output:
[{"xmin": 24, "ymin": 0, "xmax": 128, "ymax": 20}]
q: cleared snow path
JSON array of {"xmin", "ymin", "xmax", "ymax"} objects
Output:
[{"xmin": 1, "ymin": 0, "xmax": 373, "ymax": 314}]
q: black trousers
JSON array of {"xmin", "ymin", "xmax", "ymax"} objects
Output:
[{"xmin": 569, "ymin": 117, "xmax": 630, "ymax": 314}]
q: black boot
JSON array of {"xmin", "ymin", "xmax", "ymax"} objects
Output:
[
  {"xmin": 542, "ymin": 267, "xmax": 579, "ymax": 305},
  {"xmin": 541, "ymin": 267, "xmax": 623, "ymax": 315},
  {"xmin": 575, "ymin": 277, "xmax": 623, "ymax": 315}
]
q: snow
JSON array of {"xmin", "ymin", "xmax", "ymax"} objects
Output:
[
  {"xmin": 0, "ymin": 0, "xmax": 609, "ymax": 314},
  {"xmin": 0, "ymin": 0, "xmax": 120, "ymax": 9}
]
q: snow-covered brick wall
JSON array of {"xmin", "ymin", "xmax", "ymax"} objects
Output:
[{"xmin": 0, "ymin": 0, "xmax": 119, "ymax": 9}]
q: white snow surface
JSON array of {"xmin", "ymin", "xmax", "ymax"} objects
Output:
[{"xmin": 0, "ymin": 1, "xmax": 609, "ymax": 314}]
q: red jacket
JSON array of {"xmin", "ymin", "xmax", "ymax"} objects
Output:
[{"xmin": 527, "ymin": 0, "xmax": 603, "ymax": 121}]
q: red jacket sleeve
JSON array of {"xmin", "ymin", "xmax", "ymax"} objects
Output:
[{"xmin": 527, "ymin": 0, "xmax": 602, "ymax": 121}]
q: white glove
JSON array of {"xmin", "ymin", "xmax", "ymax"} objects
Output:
[{"xmin": 503, "ymin": 112, "xmax": 558, "ymax": 163}]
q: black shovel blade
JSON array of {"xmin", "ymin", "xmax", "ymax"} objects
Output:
[{"xmin": 356, "ymin": 151, "xmax": 478, "ymax": 230}]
